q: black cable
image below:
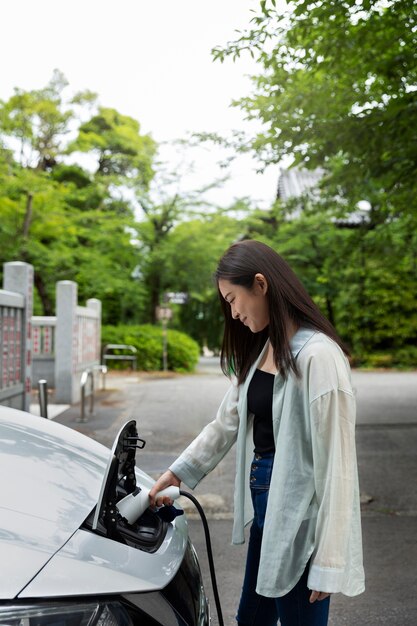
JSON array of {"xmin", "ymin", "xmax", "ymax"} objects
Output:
[{"xmin": 180, "ymin": 490, "xmax": 224, "ymax": 626}]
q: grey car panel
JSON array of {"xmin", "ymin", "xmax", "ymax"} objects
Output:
[
  {"xmin": 19, "ymin": 520, "xmax": 188, "ymax": 597},
  {"xmin": 0, "ymin": 406, "xmax": 188, "ymax": 601}
]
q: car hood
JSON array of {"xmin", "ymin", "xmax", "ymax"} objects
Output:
[
  {"xmin": 0, "ymin": 406, "xmax": 109, "ymax": 599},
  {"xmin": 0, "ymin": 407, "xmax": 188, "ymax": 601}
]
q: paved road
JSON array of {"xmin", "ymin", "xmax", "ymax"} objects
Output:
[{"xmin": 55, "ymin": 361, "xmax": 417, "ymax": 625}]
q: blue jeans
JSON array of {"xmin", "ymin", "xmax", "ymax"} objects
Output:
[{"xmin": 236, "ymin": 453, "xmax": 330, "ymax": 626}]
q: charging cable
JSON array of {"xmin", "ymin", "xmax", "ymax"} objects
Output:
[
  {"xmin": 118, "ymin": 483, "xmax": 225, "ymax": 625},
  {"xmin": 180, "ymin": 490, "xmax": 224, "ymax": 626}
]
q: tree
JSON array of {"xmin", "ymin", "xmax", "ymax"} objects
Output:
[
  {"xmin": 133, "ymin": 157, "xmax": 235, "ymax": 324},
  {"xmin": 211, "ymin": 0, "xmax": 417, "ymax": 360},
  {"xmin": 159, "ymin": 213, "xmax": 243, "ymax": 349},
  {"xmin": 0, "ymin": 72, "xmax": 156, "ymax": 322},
  {"xmin": 68, "ymin": 107, "xmax": 156, "ymax": 186},
  {"xmin": 0, "ymin": 69, "xmax": 96, "ymax": 171},
  {"xmin": 242, "ymin": 195, "xmax": 417, "ymax": 359},
  {"xmin": 214, "ymin": 0, "xmax": 417, "ymax": 218}
]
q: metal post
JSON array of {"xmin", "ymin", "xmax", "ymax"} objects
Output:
[
  {"xmin": 156, "ymin": 306, "xmax": 172, "ymax": 372},
  {"xmin": 89, "ymin": 370, "xmax": 94, "ymax": 416},
  {"xmin": 101, "ymin": 365, "xmax": 107, "ymax": 390},
  {"xmin": 38, "ymin": 379, "xmax": 48, "ymax": 419},
  {"xmin": 162, "ymin": 317, "xmax": 168, "ymax": 372},
  {"xmin": 79, "ymin": 368, "xmax": 94, "ymax": 423},
  {"xmin": 93, "ymin": 364, "xmax": 107, "ymax": 390}
]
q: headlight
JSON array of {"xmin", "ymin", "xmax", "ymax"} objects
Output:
[{"xmin": 0, "ymin": 601, "xmax": 133, "ymax": 626}]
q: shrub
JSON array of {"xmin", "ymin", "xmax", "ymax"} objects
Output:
[
  {"xmin": 351, "ymin": 346, "xmax": 417, "ymax": 370},
  {"xmin": 391, "ymin": 346, "xmax": 417, "ymax": 369},
  {"xmin": 102, "ymin": 324, "xmax": 200, "ymax": 373},
  {"xmin": 166, "ymin": 329, "xmax": 201, "ymax": 372}
]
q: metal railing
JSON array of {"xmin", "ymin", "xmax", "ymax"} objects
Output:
[
  {"xmin": 102, "ymin": 344, "xmax": 137, "ymax": 370},
  {"xmin": 79, "ymin": 368, "xmax": 94, "ymax": 423}
]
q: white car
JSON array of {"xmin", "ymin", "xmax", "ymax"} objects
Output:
[{"xmin": 0, "ymin": 406, "xmax": 209, "ymax": 625}]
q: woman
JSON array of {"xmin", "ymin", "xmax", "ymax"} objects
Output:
[{"xmin": 150, "ymin": 240, "xmax": 365, "ymax": 626}]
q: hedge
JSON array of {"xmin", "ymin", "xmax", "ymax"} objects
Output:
[
  {"xmin": 101, "ymin": 324, "xmax": 200, "ymax": 373},
  {"xmin": 351, "ymin": 346, "xmax": 417, "ymax": 370}
]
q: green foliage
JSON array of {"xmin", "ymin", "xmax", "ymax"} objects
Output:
[
  {"xmin": 211, "ymin": 0, "xmax": 417, "ymax": 367},
  {"xmin": 243, "ymin": 198, "xmax": 417, "ymax": 362},
  {"xmin": 0, "ymin": 69, "xmax": 93, "ymax": 171},
  {"xmin": 353, "ymin": 346, "xmax": 417, "ymax": 370},
  {"xmin": 164, "ymin": 328, "xmax": 201, "ymax": 373},
  {"xmin": 0, "ymin": 72, "xmax": 156, "ymax": 321},
  {"xmin": 68, "ymin": 107, "xmax": 156, "ymax": 185},
  {"xmin": 133, "ymin": 164, "xmax": 247, "ymax": 327},
  {"xmin": 159, "ymin": 214, "xmax": 242, "ymax": 349},
  {"xmin": 216, "ymin": 0, "xmax": 417, "ymax": 217},
  {"xmin": 101, "ymin": 324, "xmax": 200, "ymax": 372},
  {"xmin": 2, "ymin": 58, "xmax": 416, "ymax": 370}
]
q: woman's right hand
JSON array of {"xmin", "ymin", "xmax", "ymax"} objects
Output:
[{"xmin": 149, "ymin": 470, "xmax": 181, "ymax": 509}]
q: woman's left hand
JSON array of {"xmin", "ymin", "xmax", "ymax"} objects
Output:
[{"xmin": 309, "ymin": 591, "xmax": 331, "ymax": 603}]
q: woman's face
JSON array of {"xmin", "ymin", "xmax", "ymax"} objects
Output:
[{"xmin": 218, "ymin": 275, "xmax": 270, "ymax": 333}]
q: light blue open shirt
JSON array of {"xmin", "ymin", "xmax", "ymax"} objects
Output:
[{"xmin": 170, "ymin": 328, "xmax": 365, "ymax": 597}]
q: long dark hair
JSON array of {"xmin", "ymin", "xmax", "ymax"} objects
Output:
[{"xmin": 215, "ymin": 239, "xmax": 349, "ymax": 384}]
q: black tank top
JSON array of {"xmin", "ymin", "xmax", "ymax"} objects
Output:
[{"xmin": 247, "ymin": 368, "xmax": 275, "ymax": 454}]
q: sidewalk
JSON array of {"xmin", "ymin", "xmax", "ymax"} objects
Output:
[{"xmin": 49, "ymin": 364, "xmax": 417, "ymax": 625}]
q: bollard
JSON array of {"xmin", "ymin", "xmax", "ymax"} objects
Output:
[
  {"xmin": 38, "ymin": 379, "xmax": 48, "ymax": 419},
  {"xmin": 101, "ymin": 364, "xmax": 107, "ymax": 390},
  {"xmin": 79, "ymin": 369, "xmax": 94, "ymax": 423},
  {"xmin": 93, "ymin": 364, "xmax": 108, "ymax": 390}
]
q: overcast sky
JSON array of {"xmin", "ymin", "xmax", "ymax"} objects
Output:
[{"xmin": 1, "ymin": 0, "xmax": 287, "ymax": 208}]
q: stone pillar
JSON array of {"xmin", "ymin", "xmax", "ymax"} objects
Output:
[
  {"xmin": 87, "ymin": 298, "xmax": 102, "ymax": 363},
  {"xmin": 3, "ymin": 262, "xmax": 34, "ymax": 412},
  {"xmin": 55, "ymin": 281, "xmax": 78, "ymax": 404}
]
